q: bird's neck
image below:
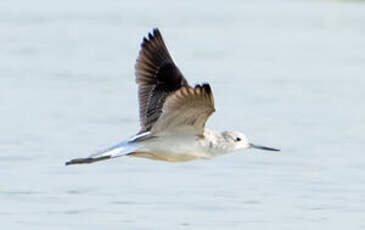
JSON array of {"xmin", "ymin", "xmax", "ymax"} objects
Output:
[{"xmin": 202, "ymin": 129, "xmax": 235, "ymax": 156}]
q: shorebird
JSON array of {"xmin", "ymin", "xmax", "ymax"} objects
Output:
[{"xmin": 66, "ymin": 28, "xmax": 279, "ymax": 165}]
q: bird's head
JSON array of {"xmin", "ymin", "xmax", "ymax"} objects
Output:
[{"xmin": 221, "ymin": 131, "xmax": 280, "ymax": 152}]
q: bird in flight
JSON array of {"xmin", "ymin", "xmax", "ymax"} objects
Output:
[{"xmin": 66, "ymin": 28, "xmax": 279, "ymax": 165}]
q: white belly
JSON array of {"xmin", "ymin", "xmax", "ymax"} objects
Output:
[{"xmin": 130, "ymin": 135, "xmax": 212, "ymax": 162}]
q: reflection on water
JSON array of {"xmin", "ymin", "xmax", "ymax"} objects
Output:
[{"xmin": 1, "ymin": 0, "xmax": 365, "ymax": 229}]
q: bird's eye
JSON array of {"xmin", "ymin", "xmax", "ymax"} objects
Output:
[{"xmin": 235, "ymin": 137, "xmax": 241, "ymax": 142}]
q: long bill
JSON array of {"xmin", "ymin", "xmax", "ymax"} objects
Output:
[{"xmin": 250, "ymin": 143, "xmax": 280, "ymax": 152}]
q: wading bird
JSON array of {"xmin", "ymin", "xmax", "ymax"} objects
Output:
[{"xmin": 66, "ymin": 28, "xmax": 279, "ymax": 165}]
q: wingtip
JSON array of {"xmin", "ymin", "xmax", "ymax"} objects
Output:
[
  {"xmin": 152, "ymin": 27, "xmax": 160, "ymax": 36},
  {"xmin": 64, "ymin": 158, "xmax": 90, "ymax": 166},
  {"xmin": 199, "ymin": 83, "xmax": 212, "ymax": 95},
  {"xmin": 148, "ymin": 32, "xmax": 153, "ymax": 40},
  {"xmin": 141, "ymin": 28, "xmax": 161, "ymax": 44},
  {"xmin": 65, "ymin": 156, "xmax": 112, "ymax": 166},
  {"xmin": 192, "ymin": 84, "xmax": 213, "ymax": 97}
]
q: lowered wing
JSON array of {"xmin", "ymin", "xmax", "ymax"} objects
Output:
[{"xmin": 151, "ymin": 84, "xmax": 215, "ymax": 136}]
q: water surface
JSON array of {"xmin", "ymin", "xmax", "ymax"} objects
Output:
[{"xmin": 1, "ymin": 0, "xmax": 365, "ymax": 229}]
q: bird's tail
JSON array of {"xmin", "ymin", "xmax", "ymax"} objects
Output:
[{"xmin": 65, "ymin": 141, "xmax": 138, "ymax": 166}]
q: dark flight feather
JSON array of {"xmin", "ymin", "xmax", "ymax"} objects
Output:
[{"xmin": 135, "ymin": 28, "xmax": 189, "ymax": 133}]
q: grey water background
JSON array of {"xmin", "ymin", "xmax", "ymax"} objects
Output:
[{"xmin": 1, "ymin": 0, "xmax": 365, "ymax": 229}]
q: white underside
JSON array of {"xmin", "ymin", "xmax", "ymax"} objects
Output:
[
  {"xmin": 131, "ymin": 134, "xmax": 213, "ymax": 162},
  {"xmin": 86, "ymin": 129, "xmax": 230, "ymax": 163}
]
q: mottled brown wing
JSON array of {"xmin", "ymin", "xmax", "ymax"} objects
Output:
[
  {"xmin": 151, "ymin": 84, "xmax": 215, "ymax": 135},
  {"xmin": 135, "ymin": 28, "xmax": 189, "ymax": 134}
]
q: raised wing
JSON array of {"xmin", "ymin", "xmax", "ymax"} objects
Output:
[
  {"xmin": 151, "ymin": 84, "xmax": 215, "ymax": 136},
  {"xmin": 135, "ymin": 28, "xmax": 189, "ymax": 134}
]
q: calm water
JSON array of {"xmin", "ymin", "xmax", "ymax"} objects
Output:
[{"xmin": 1, "ymin": 0, "xmax": 365, "ymax": 229}]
